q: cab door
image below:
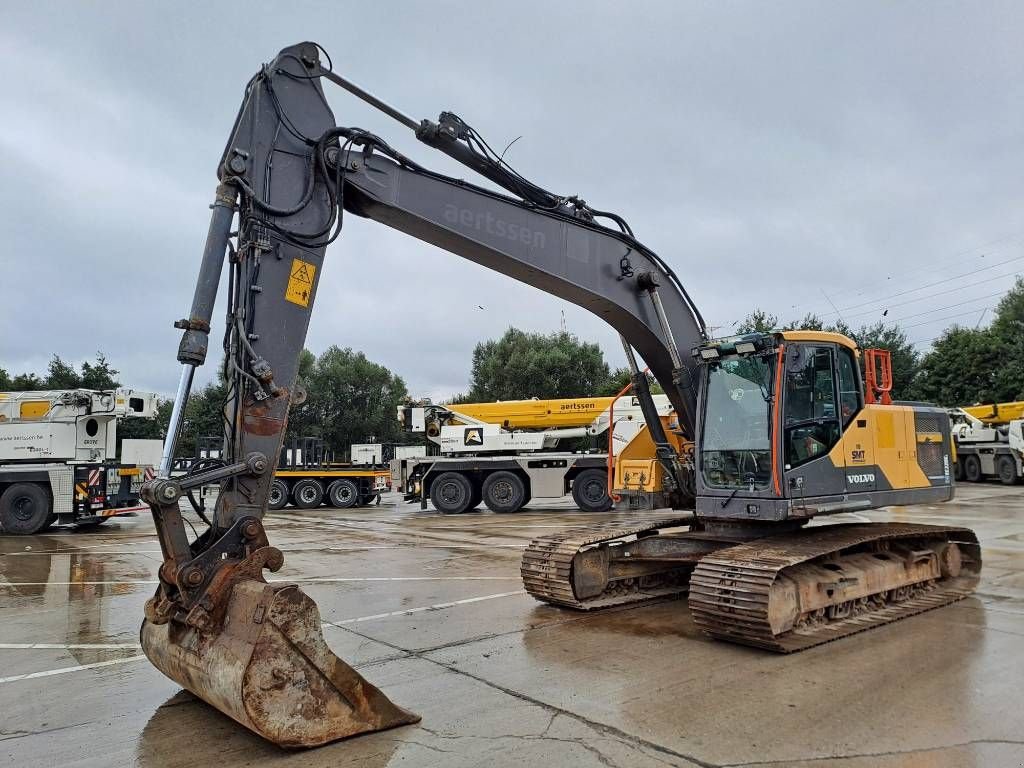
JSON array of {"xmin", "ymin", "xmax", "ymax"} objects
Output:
[
  {"xmin": 781, "ymin": 343, "xmax": 847, "ymax": 498},
  {"xmin": 834, "ymin": 345, "xmax": 876, "ymax": 492}
]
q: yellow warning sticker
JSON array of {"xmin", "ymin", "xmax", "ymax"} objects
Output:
[{"xmin": 285, "ymin": 258, "xmax": 316, "ymax": 307}]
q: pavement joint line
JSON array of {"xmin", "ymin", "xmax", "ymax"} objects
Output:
[
  {"xmin": 335, "ymin": 620, "xmax": 719, "ymax": 768},
  {"xmin": 0, "ymin": 543, "xmax": 527, "ymax": 556},
  {"xmin": 718, "ymin": 739, "xmax": 1024, "ymax": 767},
  {"xmin": 0, "ymin": 576, "xmax": 522, "ymax": 587},
  {"xmin": 0, "ymin": 655, "xmax": 146, "ymax": 685},
  {"xmin": 0, "ymin": 643, "xmax": 142, "ymax": 650},
  {"xmin": 324, "ymin": 590, "xmax": 528, "ymax": 627}
]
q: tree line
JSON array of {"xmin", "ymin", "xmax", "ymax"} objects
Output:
[
  {"xmin": 735, "ymin": 277, "xmax": 1024, "ymax": 404},
  {"xmin": 4, "ymin": 277, "xmax": 1020, "ymax": 458}
]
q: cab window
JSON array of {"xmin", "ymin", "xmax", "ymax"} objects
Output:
[{"xmin": 783, "ymin": 344, "xmax": 840, "ymax": 468}]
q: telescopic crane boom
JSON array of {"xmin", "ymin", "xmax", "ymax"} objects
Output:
[{"xmin": 141, "ymin": 42, "xmax": 981, "ymax": 749}]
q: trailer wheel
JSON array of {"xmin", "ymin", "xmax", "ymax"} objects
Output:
[
  {"xmin": 998, "ymin": 456, "xmax": 1021, "ymax": 485},
  {"xmin": 291, "ymin": 479, "xmax": 325, "ymax": 509},
  {"xmin": 962, "ymin": 455, "xmax": 983, "ymax": 483},
  {"xmin": 482, "ymin": 471, "xmax": 527, "ymax": 513},
  {"xmin": 268, "ymin": 480, "xmax": 289, "ymax": 510},
  {"xmin": 0, "ymin": 483, "xmax": 52, "ymax": 535},
  {"xmin": 431, "ymin": 472, "xmax": 474, "ymax": 514},
  {"xmin": 327, "ymin": 479, "xmax": 359, "ymax": 508},
  {"xmin": 572, "ymin": 469, "xmax": 613, "ymax": 513}
]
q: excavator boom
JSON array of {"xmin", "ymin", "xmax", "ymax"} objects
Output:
[{"xmin": 141, "ymin": 41, "xmax": 705, "ymax": 747}]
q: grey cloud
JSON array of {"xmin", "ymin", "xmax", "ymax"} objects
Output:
[{"xmin": 2, "ymin": 2, "xmax": 1021, "ymax": 401}]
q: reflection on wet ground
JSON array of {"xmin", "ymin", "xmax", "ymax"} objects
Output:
[{"xmin": 1, "ymin": 484, "xmax": 1022, "ymax": 767}]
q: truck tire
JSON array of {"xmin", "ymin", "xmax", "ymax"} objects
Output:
[
  {"xmin": 953, "ymin": 460, "xmax": 965, "ymax": 482},
  {"xmin": 0, "ymin": 483, "xmax": 52, "ymax": 535},
  {"xmin": 431, "ymin": 472, "xmax": 474, "ymax": 514},
  {"xmin": 962, "ymin": 455, "xmax": 983, "ymax": 483},
  {"xmin": 327, "ymin": 479, "xmax": 359, "ymax": 508},
  {"xmin": 572, "ymin": 469, "xmax": 613, "ymax": 513},
  {"xmin": 998, "ymin": 456, "xmax": 1021, "ymax": 485},
  {"xmin": 291, "ymin": 479, "xmax": 325, "ymax": 509},
  {"xmin": 482, "ymin": 471, "xmax": 527, "ymax": 513},
  {"xmin": 268, "ymin": 479, "xmax": 289, "ymax": 510}
]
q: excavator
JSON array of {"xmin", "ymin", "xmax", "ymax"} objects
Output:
[{"xmin": 140, "ymin": 42, "xmax": 982, "ymax": 748}]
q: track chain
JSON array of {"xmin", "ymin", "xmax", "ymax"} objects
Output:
[
  {"xmin": 688, "ymin": 522, "xmax": 982, "ymax": 653},
  {"xmin": 520, "ymin": 514, "xmax": 693, "ymax": 610}
]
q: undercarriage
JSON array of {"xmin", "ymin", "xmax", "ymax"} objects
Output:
[{"xmin": 522, "ymin": 519, "xmax": 982, "ymax": 652}]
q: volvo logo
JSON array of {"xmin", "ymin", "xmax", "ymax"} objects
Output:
[{"xmin": 847, "ymin": 473, "xmax": 875, "ymax": 484}]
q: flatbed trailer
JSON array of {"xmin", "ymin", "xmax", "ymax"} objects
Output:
[
  {"xmin": 398, "ymin": 452, "xmax": 612, "ymax": 514},
  {"xmin": 268, "ymin": 466, "xmax": 390, "ymax": 510}
]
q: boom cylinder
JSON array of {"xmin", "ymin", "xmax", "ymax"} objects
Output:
[
  {"xmin": 157, "ymin": 184, "xmax": 237, "ymax": 475},
  {"xmin": 175, "ymin": 183, "xmax": 237, "ymax": 367}
]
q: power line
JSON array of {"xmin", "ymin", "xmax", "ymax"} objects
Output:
[
  {"xmin": 785, "ymin": 232, "xmax": 1024, "ymax": 316},
  {"xmin": 839, "ymin": 270, "xmax": 1021, "ymax": 320},
  {"xmin": 825, "ymin": 253, "xmax": 1024, "ymax": 315},
  {"xmin": 874, "ymin": 290, "xmax": 1006, "ymax": 324},
  {"xmin": 899, "ymin": 306, "xmax": 994, "ymax": 331}
]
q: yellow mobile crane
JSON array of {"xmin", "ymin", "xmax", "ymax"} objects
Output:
[
  {"xmin": 397, "ymin": 394, "xmax": 672, "ymax": 513},
  {"xmin": 961, "ymin": 401, "xmax": 1024, "ymax": 424}
]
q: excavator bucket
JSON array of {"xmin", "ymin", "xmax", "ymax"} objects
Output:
[{"xmin": 140, "ymin": 578, "xmax": 419, "ymax": 748}]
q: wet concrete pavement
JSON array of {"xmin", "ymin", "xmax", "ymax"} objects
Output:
[{"xmin": 1, "ymin": 484, "xmax": 1022, "ymax": 767}]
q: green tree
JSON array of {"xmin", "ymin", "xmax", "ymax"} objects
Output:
[
  {"xmin": 0, "ymin": 368, "xmax": 11, "ymax": 390},
  {"xmin": 10, "ymin": 372, "xmax": 42, "ymax": 391},
  {"xmin": 989, "ymin": 277, "xmax": 1024, "ymax": 400},
  {"xmin": 599, "ymin": 367, "xmax": 634, "ymax": 396},
  {"xmin": 468, "ymin": 328, "xmax": 613, "ymax": 401},
  {"xmin": 736, "ymin": 310, "xmax": 779, "ymax": 334},
  {"xmin": 301, "ymin": 346, "xmax": 408, "ymax": 453},
  {"xmin": 80, "ymin": 353, "xmax": 120, "ymax": 389},
  {"xmin": 911, "ymin": 327, "xmax": 1000, "ymax": 406},
  {"xmin": 44, "ymin": 355, "xmax": 82, "ymax": 389}
]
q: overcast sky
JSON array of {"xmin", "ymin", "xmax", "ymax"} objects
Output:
[{"xmin": 2, "ymin": 2, "xmax": 1021, "ymax": 401}]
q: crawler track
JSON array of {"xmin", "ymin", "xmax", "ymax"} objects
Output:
[
  {"xmin": 520, "ymin": 515, "xmax": 694, "ymax": 610},
  {"xmin": 688, "ymin": 523, "xmax": 982, "ymax": 652}
]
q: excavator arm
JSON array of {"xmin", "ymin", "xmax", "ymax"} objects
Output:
[{"xmin": 141, "ymin": 41, "xmax": 705, "ymax": 748}]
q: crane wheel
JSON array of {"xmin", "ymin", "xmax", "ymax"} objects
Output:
[
  {"xmin": 267, "ymin": 479, "xmax": 289, "ymax": 510},
  {"xmin": 291, "ymin": 479, "xmax": 325, "ymax": 509},
  {"xmin": 327, "ymin": 479, "xmax": 359, "ymax": 508},
  {"xmin": 962, "ymin": 455, "xmax": 983, "ymax": 483},
  {"xmin": 998, "ymin": 456, "xmax": 1021, "ymax": 485},
  {"xmin": 0, "ymin": 483, "xmax": 52, "ymax": 535},
  {"xmin": 431, "ymin": 472, "xmax": 474, "ymax": 514},
  {"xmin": 483, "ymin": 471, "xmax": 527, "ymax": 513},
  {"xmin": 572, "ymin": 469, "xmax": 613, "ymax": 513}
]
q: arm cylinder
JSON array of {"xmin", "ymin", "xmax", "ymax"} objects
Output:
[{"xmin": 175, "ymin": 183, "xmax": 237, "ymax": 366}]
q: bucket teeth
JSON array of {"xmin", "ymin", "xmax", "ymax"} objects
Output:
[{"xmin": 141, "ymin": 579, "xmax": 419, "ymax": 748}]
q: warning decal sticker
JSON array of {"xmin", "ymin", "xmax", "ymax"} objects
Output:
[{"xmin": 285, "ymin": 258, "xmax": 316, "ymax": 307}]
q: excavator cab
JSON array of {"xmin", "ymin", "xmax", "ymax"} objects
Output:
[{"xmin": 693, "ymin": 331, "xmax": 954, "ymax": 521}]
